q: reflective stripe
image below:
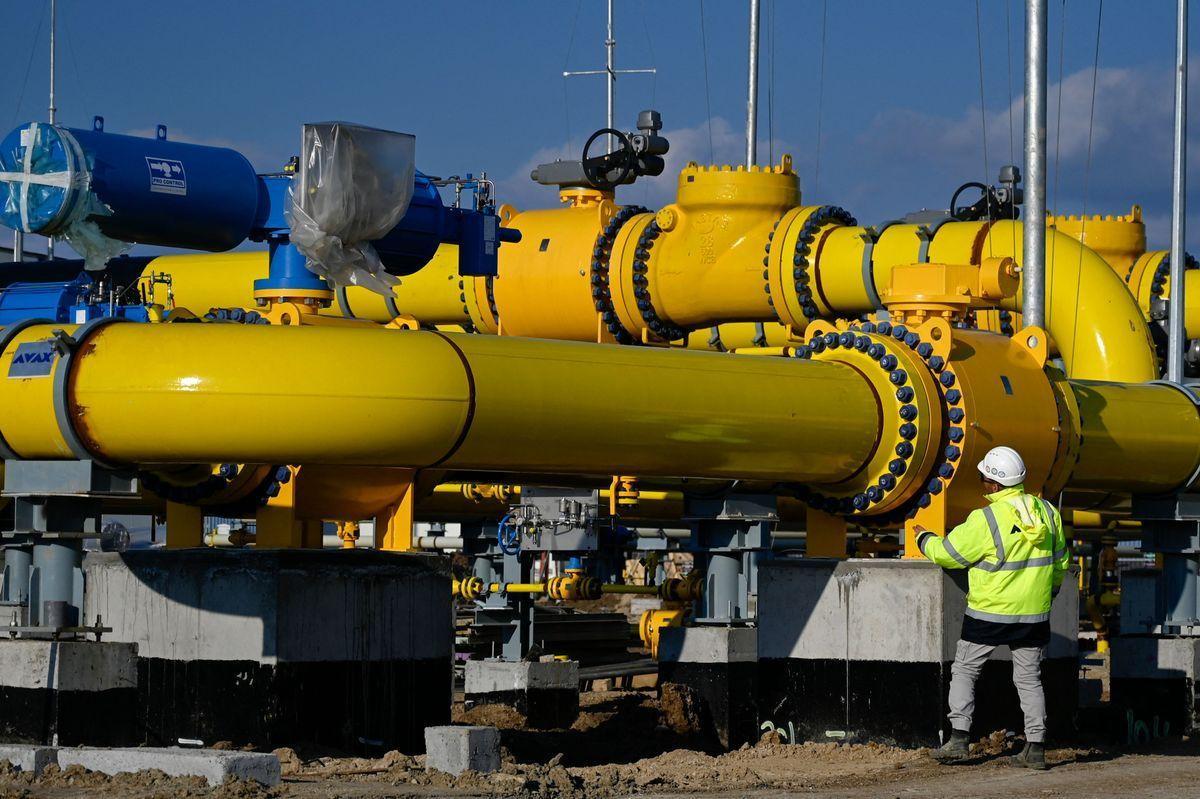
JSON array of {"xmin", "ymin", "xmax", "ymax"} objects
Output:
[
  {"xmin": 965, "ymin": 607, "xmax": 1051, "ymax": 624},
  {"xmin": 992, "ymin": 555, "xmax": 1055, "ymax": 571},
  {"xmin": 981, "ymin": 506, "xmax": 1007, "ymax": 565},
  {"xmin": 1053, "ymin": 548, "xmax": 1067, "ymax": 562},
  {"xmin": 941, "ymin": 536, "xmax": 972, "ymax": 568}
]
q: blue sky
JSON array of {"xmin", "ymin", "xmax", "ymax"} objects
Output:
[{"xmin": 3, "ymin": 1, "xmax": 1198, "ymax": 251}]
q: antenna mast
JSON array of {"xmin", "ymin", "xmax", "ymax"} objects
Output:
[{"xmin": 563, "ymin": 0, "xmax": 656, "ymax": 153}]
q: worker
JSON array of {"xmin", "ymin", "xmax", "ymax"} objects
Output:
[{"xmin": 913, "ymin": 446, "xmax": 1069, "ymax": 770}]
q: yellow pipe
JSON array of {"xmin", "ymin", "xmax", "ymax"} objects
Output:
[
  {"xmin": 1067, "ymin": 381, "xmax": 1200, "ymax": 493},
  {"xmin": 0, "ymin": 323, "xmax": 879, "ymax": 485}
]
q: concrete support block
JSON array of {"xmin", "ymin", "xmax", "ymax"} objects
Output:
[
  {"xmin": 756, "ymin": 559, "xmax": 1079, "ymax": 746},
  {"xmin": 0, "ymin": 744, "xmax": 57, "ymax": 775},
  {"xmin": 464, "ymin": 659, "xmax": 579, "ymax": 729},
  {"xmin": 658, "ymin": 626, "xmax": 758, "ymax": 750},
  {"xmin": 84, "ymin": 549, "xmax": 452, "ymax": 752},
  {"xmin": 1112, "ymin": 636, "xmax": 1200, "ymax": 740},
  {"xmin": 57, "ymin": 747, "xmax": 281, "ymax": 786},
  {"xmin": 424, "ymin": 726, "xmax": 501, "ymax": 776},
  {"xmin": 0, "ymin": 640, "xmax": 138, "ymax": 745}
]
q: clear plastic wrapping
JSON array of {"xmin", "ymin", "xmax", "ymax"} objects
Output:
[{"xmin": 285, "ymin": 122, "xmax": 416, "ymax": 293}]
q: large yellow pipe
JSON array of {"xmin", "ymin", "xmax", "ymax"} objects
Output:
[{"xmin": 1, "ymin": 323, "xmax": 878, "ymax": 484}]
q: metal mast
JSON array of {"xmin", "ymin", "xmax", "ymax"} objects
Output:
[
  {"xmin": 1022, "ymin": 0, "xmax": 1047, "ymax": 330},
  {"xmin": 45, "ymin": 0, "xmax": 56, "ymax": 258},
  {"xmin": 746, "ymin": 0, "xmax": 760, "ymax": 167},
  {"xmin": 563, "ymin": 0, "xmax": 656, "ymax": 154},
  {"xmin": 1168, "ymin": 0, "xmax": 1190, "ymax": 384}
]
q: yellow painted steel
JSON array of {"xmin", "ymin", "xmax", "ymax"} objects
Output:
[
  {"xmin": 1, "ymin": 323, "xmax": 879, "ymax": 485},
  {"xmin": 142, "ymin": 253, "xmax": 268, "ymax": 314},
  {"xmin": 1067, "ymin": 381, "xmax": 1200, "ymax": 493},
  {"xmin": 0, "ymin": 323, "xmax": 75, "ymax": 458},
  {"xmin": 611, "ymin": 160, "xmax": 799, "ymax": 339},
  {"xmin": 1127, "ymin": 251, "xmax": 1200, "ymax": 340},
  {"xmin": 492, "ymin": 190, "xmax": 619, "ymax": 341},
  {"xmin": 1047, "ymin": 207, "xmax": 1146, "ymax": 277}
]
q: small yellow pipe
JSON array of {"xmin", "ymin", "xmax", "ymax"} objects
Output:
[{"xmin": 599, "ymin": 584, "xmax": 659, "ymax": 595}]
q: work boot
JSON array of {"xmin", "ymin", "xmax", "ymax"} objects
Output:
[
  {"xmin": 1010, "ymin": 742, "xmax": 1047, "ymax": 770},
  {"xmin": 932, "ymin": 729, "xmax": 971, "ymax": 763}
]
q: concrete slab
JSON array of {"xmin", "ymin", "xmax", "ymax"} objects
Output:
[
  {"xmin": 465, "ymin": 659, "xmax": 578, "ymax": 692},
  {"xmin": 0, "ymin": 744, "xmax": 56, "ymax": 774},
  {"xmin": 658, "ymin": 626, "xmax": 757, "ymax": 664},
  {"xmin": 0, "ymin": 641, "xmax": 136, "ymax": 691},
  {"xmin": 0, "ymin": 641, "xmax": 139, "ymax": 746},
  {"xmin": 464, "ymin": 660, "xmax": 579, "ymax": 729},
  {"xmin": 1112, "ymin": 636, "xmax": 1200, "ymax": 680},
  {"xmin": 56, "ymin": 747, "xmax": 280, "ymax": 786},
  {"xmin": 424, "ymin": 726, "xmax": 500, "ymax": 776}
]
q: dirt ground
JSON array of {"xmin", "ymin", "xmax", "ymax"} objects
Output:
[{"xmin": 1, "ymin": 690, "xmax": 1198, "ymax": 799}]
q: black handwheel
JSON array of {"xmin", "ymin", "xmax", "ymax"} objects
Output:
[
  {"xmin": 582, "ymin": 128, "xmax": 636, "ymax": 190},
  {"xmin": 949, "ymin": 181, "xmax": 994, "ymax": 221}
]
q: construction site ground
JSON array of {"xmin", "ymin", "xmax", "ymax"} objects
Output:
[{"xmin": 1, "ymin": 688, "xmax": 1198, "ymax": 799}]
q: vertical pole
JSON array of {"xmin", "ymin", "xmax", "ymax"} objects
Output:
[
  {"xmin": 1022, "ymin": 0, "xmax": 1047, "ymax": 329},
  {"xmin": 12, "ymin": 231, "xmax": 23, "ymax": 261},
  {"xmin": 746, "ymin": 0, "xmax": 760, "ymax": 167},
  {"xmin": 606, "ymin": 0, "xmax": 615, "ymax": 152},
  {"xmin": 1168, "ymin": 0, "xmax": 1189, "ymax": 384},
  {"xmin": 46, "ymin": 0, "xmax": 56, "ymax": 259}
]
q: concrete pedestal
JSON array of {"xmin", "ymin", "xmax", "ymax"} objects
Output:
[
  {"xmin": 424, "ymin": 726, "xmax": 501, "ymax": 775},
  {"xmin": 0, "ymin": 640, "xmax": 137, "ymax": 746},
  {"xmin": 757, "ymin": 559, "xmax": 1078, "ymax": 746},
  {"xmin": 657, "ymin": 626, "xmax": 758, "ymax": 750},
  {"xmin": 464, "ymin": 660, "xmax": 579, "ymax": 729},
  {"xmin": 1112, "ymin": 636, "xmax": 1200, "ymax": 741},
  {"xmin": 84, "ymin": 549, "xmax": 452, "ymax": 753}
]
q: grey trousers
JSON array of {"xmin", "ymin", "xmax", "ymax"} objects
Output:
[{"xmin": 947, "ymin": 639, "xmax": 1046, "ymax": 743}]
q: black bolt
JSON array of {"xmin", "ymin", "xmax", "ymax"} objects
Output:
[{"xmin": 945, "ymin": 445, "xmax": 961, "ymax": 461}]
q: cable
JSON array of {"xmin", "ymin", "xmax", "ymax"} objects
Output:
[
  {"xmin": 814, "ymin": 0, "xmax": 828, "ymax": 194},
  {"xmin": 1049, "ymin": 0, "xmax": 1068, "ymax": 311},
  {"xmin": 11, "ymin": 5, "xmax": 47, "ymax": 129},
  {"xmin": 561, "ymin": 0, "xmax": 583, "ymax": 156},
  {"xmin": 767, "ymin": 0, "xmax": 776, "ymax": 166},
  {"xmin": 974, "ymin": 0, "xmax": 992, "ymax": 246},
  {"xmin": 1067, "ymin": 0, "xmax": 1104, "ymax": 372},
  {"xmin": 699, "ymin": 0, "xmax": 715, "ymax": 164},
  {"xmin": 1006, "ymin": 0, "xmax": 1018, "ymax": 258}
]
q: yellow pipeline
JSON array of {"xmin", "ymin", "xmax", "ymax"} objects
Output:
[
  {"xmin": 0, "ymin": 323, "xmax": 878, "ymax": 484},
  {"xmin": 139, "ymin": 249, "xmax": 496, "ymax": 331},
  {"xmin": 3, "ymin": 319, "xmax": 1199, "ymax": 527}
]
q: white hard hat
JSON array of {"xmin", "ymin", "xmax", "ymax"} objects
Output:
[{"xmin": 977, "ymin": 446, "xmax": 1026, "ymax": 487}]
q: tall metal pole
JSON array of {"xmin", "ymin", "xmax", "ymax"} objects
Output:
[
  {"xmin": 563, "ymin": 1, "xmax": 655, "ymax": 156},
  {"xmin": 1168, "ymin": 0, "xmax": 1189, "ymax": 384},
  {"xmin": 1022, "ymin": 0, "xmax": 1047, "ymax": 330},
  {"xmin": 45, "ymin": 0, "xmax": 56, "ymax": 259},
  {"xmin": 606, "ymin": 0, "xmax": 615, "ymax": 152},
  {"xmin": 746, "ymin": 0, "xmax": 760, "ymax": 167}
]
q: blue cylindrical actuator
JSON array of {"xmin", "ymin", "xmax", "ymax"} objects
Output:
[{"xmin": 0, "ymin": 121, "xmax": 260, "ymax": 252}]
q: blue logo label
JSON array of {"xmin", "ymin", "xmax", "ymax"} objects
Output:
[
  {"xmin": 146, "ymin": 157, "xmax": 187, "ymax": 196},
  {"xmin": 8, "ymin": 342, "xmax": 56, "ymax": 378}
]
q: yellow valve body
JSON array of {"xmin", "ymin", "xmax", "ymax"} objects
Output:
[{"xmin": 1048, "ymin": 207, "xmax": 1146, "ymax": 277}]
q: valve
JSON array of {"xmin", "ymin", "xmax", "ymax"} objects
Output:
[
  {"xmin": 530, "ymin": 110, "xmax": 670, "ymax": 191},
  {"xmin": 948, "ymin": 165, "xmax": 1023, "ymax": 222}
]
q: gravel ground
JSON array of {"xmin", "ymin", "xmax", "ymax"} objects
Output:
[{"xmin": 1, "ymin": 690, "xmax": 1197, "ymax": 798}]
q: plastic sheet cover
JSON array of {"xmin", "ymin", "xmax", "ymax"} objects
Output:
[
  {"xmin": 0, "ymin": 122, "xmax": 130, "ymax": 269},
  {"xmin": 286, "ymin": 123, "xmax": 416, "ymax": 293}
]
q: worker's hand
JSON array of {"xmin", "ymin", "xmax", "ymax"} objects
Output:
[{"xmin": 912, "ymin": 524, "xmax": 929, "ymax": 535}]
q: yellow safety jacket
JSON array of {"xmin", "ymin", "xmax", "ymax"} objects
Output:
[{"xmin": 917, "ymin": 486, "xmax": 1069, "ymax": 624}]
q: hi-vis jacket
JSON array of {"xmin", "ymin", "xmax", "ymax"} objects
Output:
[{"xmin": 917, "ymin": 486, "xmax": 1069, "ymax": 623}]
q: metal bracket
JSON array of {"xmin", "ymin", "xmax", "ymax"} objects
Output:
[
  {"xmin": 916, "ymin": 217, "xmax": 951, "ymax": 263},
  {"xmin": 858, "ymin": 219, "xmax": 902, "ymax": 309},
  {"xmin": 51, "ymin": 316, "xmax": 129, "ymax": 468}
]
